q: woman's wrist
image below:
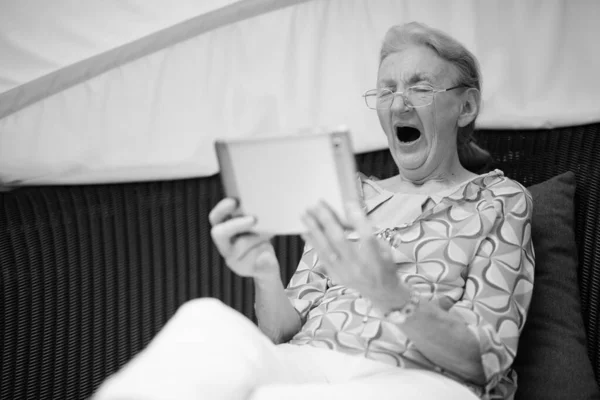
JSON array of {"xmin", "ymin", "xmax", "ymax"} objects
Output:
[
  {"xmin": 253, "ymin": 269, "xmax": 283, "ymax": 289},
  {"xmin": 251, "ymin": 247, "xmax": 282, "ymax": 285},
  {"xmin": 383, "ymin": 290, "xmax": 421, "ymax": 324},
  {"xmin": 369, "ymin": 280, "xmax": 413, "ymax": 315}
]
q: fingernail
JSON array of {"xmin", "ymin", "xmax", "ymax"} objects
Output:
[{"xmin": 231, "ymin": 197, "xmax": 240, "ymax": 207}]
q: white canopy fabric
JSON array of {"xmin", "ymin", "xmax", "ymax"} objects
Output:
[{"xmin": 1, "ymin": 0, "xmax": 599, "ymax": 186}]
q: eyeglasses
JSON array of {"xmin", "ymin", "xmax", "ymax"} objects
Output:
[{"xmin": 362, "ymin": 85, "xmax": 465, "ymax": 110}]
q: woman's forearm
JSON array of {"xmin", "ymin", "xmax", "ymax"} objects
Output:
[
  {"xmin": 400, "ymin": 301, "xmax": 486, "ymax": 385},
  {"xmin": 254, "ymin": 273, "xmax": 302, "ymax": 344},
  {"xmin": 374, "ymin": 290, "xmax": 486, "ymax": 385}
]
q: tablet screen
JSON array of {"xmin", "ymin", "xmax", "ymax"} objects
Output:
[{"xmin": 215, "ymin": 131, "xmax": 359, "ymax": 234}]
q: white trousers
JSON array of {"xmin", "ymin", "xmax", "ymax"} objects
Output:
[{"xmin": 93, "ymin": 298, "xmax": 479, "ymax": 400}]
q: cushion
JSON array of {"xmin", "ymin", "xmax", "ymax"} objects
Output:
[{"xmin": 513, "ymin": 171, "xmax": 599, "ymax": 399}]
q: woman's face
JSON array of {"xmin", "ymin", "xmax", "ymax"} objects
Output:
[{"xmin": 377, "ymin": 45, "xmax": 464, "ymax": 182}]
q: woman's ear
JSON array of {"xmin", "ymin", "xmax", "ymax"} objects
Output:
[{"xmin": 457, "ymin": 88, "xmax": 480, "ymax": 128}]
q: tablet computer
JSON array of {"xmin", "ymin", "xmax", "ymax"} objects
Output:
[{"xmin": 215, "ymin": 130, "xmax": 360, "ymax": 235}]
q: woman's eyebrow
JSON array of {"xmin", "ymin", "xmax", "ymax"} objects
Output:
[
  {"xmin": 377, "ymin": 78, "xmax": 396, "ymax": 88},
  {"xmin": 406, "ymin": 72, "xmax": 436, "ymax": 85},
  {"xmin": 378, "ymin": 73, "xmax": 436, "ymax": 88}
]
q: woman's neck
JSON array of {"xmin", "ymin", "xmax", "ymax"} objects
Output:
[{"xmin": 381, "ymin": 161, "xmax": 479, "ymax": 195}]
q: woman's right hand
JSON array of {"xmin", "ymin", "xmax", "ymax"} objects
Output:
[{"xmin": 209, "ymin": 198, "xmax": 280, "ymax": 281}]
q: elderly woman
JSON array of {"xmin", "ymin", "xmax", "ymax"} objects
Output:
[{"xmin": 94, "ymin": 22, "xmax": 534, "ymax": 400}]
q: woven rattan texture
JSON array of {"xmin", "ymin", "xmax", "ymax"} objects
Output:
[{"xmin": 1, "ymin": 123, "xmax": 598, "ymax": 399}]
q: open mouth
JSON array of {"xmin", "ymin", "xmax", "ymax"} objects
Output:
[{"xmin": 395, "ymin": 126, "xmax": 421, "ymax": 144}]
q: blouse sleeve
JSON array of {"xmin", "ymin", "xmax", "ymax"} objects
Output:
[
  {"xmin": 284, "ymin": 243, "xmax": 330, "ymax": 322},
  {"xmin": 448, "ymin": 182, "xmax": 535, "ymax": 394}
]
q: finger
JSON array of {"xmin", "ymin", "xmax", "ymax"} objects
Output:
[
  {"xmin": 301, "ymin": 231, "xmax": 342, "ymax": 285},
  {"xmin": 301, "ymin": 211, "xmax": 339, "ymax": 265},
  {"xmin": 311, "ymin": 201, "xmax": 353, "ymax": 256},
  {"xmin": 302, "ymin": 207, "xmax": 353, "ymax": 281},
  {"xmin": 374, "ymin": 235, "xmax": 395, "ymax": 262},
  {"xmin": 346, "ymin": 201, "xmax": 385, "ymax": 258},
  {"xmin": 346, "ymin": 201, "xmax": 373, "ymax": 238},
  {"xmin": 317, "ymin": 200, "xmax": 353, "ymax": 230},
  {"xmin": 210, "ymin": 215, "xmax": 257, "ymax": 251},
  {"xmin": 208, "ymin": 197, "xmax": 240, "ymax": 226},
  {"xmin": 229, "ymin": 234, "xmax": 271, "ymax": 263}
]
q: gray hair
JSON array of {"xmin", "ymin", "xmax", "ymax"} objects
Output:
[{"xmin": 380, "ymin": 22, "xmax": 492, "ymax": 173}]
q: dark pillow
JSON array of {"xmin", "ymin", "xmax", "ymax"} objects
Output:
[{"xmin": 514, "ymin": 171, "xmax": 599, "ymax": 399}]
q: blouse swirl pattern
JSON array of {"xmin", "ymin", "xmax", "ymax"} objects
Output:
[{"xmin": 284, "ymin": 170, "xmax": 535, "ymax": 400}]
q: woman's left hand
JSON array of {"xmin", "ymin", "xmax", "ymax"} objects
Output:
[{"xmin": 301, "ymin": 200, "xmax": 411, "ymax": 311}]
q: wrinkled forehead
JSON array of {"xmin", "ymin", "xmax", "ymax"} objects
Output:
[{"xmin": 377, "ymin": 47, "xmax": 459, "ymax": 88}]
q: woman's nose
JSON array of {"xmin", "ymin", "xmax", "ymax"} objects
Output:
[{"xmin": 391, "ymin": 93, "xmax": 411, "ymax": 113}]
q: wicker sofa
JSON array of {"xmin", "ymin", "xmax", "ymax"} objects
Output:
[{"xmin": 1, "ymin": 123, "xmax": 599, "ymax": 400}]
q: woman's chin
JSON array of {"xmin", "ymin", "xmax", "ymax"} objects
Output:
[
  {"xmin": 396, "ymin": 153, "xmax": 428, "ymax": 174},
  {"xmin": 391, "ymin": 136, "xmax": 430, "ymax": 172}
]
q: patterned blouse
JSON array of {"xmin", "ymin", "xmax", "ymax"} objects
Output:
[{"xmin": 284, "ymin": 170, "xmax": 535, "ymax": 400}]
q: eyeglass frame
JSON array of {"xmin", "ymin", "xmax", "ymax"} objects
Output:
[{"xmin": 362, "ymin": 85, "xmax": 468, "ymax": 110}]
